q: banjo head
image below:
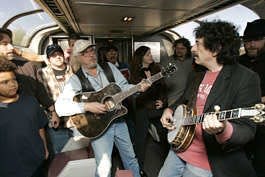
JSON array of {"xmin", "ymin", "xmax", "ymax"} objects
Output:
[{"xmin": 168, "ymin": 105, "xmax": 187, "ymax": 142}]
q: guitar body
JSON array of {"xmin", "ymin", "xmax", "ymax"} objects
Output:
[
  {"xmin": 69, "ymin": 83, "xmax": 128, "ymax": 139},
  {"xmin": 66, "ymin": 64, "xmax": 178, "ymax": 139},
  {"xmin": 167, "ymin": 105, "xmax": 196, "ymax": 152}
]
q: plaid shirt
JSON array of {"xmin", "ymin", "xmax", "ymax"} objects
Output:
[{"xmin": 38, "ymin": 65, "xmax": 73, "ymax": 101}]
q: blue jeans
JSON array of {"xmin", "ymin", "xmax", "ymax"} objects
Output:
[
  {"xmin": 91, "ymin": 121, "xmax": 140, "ymax": 177},
  {"xmin": 47, "ymin": 128, "xmax": 72, "ymax": 154},
  {"xmin": 158, "ymin": 149, "xmax": 213, "ymax": 177}
]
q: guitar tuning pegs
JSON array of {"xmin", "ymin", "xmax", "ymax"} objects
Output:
[
  {"xmin": 250, "ymin": 116, "xmax": 265, "ymax": 123},
  {"xmin": 254, "ymin": 103, "xmax": 265, "ymax": 110}
]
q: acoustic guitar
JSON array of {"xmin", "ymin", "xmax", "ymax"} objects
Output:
[
  {"xmin": 168, "ymin": 104, "xmax": 265, "ymax": 152},
  {"xmin": 69, "ymin": 64, "xmax": 177, "ymax": 139}
]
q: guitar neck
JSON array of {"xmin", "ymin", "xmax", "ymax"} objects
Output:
[
  {"xmin": 182, "ymin": 107, "xmax": 260, "ymax": 125},
  {"xmin": 113, "ymin": 72, "xmax": 163, "ymax": 103},
  {"xmin": 147, "ymin": 72, "xmax": 163, "ymax": 83}
]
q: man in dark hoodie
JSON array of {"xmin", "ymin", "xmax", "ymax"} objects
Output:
[{"xmin": 239, "ymin": 19, "xmax": 265, "ymax": 177}]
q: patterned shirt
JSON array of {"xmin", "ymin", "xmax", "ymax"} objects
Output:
[{"xmin": 37, "ymin": 64, "xmax": 73, "ymax": 101}]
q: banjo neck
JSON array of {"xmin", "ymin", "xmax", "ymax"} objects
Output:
[
  {"xmin": 168, "ymin": 104, "xmax": 265, "ymax": 152},
  {"xmin": 182, "ymin": 106, "xmax": 262, "ymax": 126}
]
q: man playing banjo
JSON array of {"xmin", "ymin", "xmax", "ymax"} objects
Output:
[{"xmin": 159, "ymin": 21, "xmax": 261, "ymax": 177}]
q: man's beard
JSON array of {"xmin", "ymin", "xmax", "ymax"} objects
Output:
[
  {"xmin": 247, "ymin": 45, "xmax": 265, "ymax": 58},
  {"xmin": 176, "ymin": 54, "xmax": 185, "ymax": 61},
  {"xmin": 258, "ymin": 45, "xmax": 265, "ymax": 56},
  {"xmin": 86, "ymin": 63, "xmax": 97, "ymax": 69}
]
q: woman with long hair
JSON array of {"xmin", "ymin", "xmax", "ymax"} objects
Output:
[{"xmin": 130, "ymin": 46, "xmax": 168, "ymax": 172}]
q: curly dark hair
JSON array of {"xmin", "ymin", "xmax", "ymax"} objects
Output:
[
  {"xmin": 194, "ymin": 20, "xmax": 241, "ymax": 65},
  {"xmin": 0, "ymin": 56, "xmax": 17, "ymax": 72},
  {"xmin": 173, "ymin": 38, "xmax": 192, "ymax": 58}
]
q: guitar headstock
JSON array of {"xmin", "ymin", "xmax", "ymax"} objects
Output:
[
  {"xmin": 250, "ymin": 104, "xmax": 265, "ymax": 124},
  {"xmin": 161, "ymin": 63, "xmax": 177, "ymax": 77}
]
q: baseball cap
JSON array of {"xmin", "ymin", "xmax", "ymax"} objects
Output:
[
  {"xmin": 46, "ymin": 44, "xmax": 64, "ymax": 58},
  {"xmin": 72, "ymin": 39, "xmax": 96, "ymax": 56}
]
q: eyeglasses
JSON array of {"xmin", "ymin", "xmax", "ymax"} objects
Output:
[{"xmin": 80, "ymin": 47, "xmax": 96, "ymax": 56}]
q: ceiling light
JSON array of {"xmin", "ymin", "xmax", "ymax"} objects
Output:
[{"xmin": 122, "ymin": 16, "xmax": 134, "ymax": 23}]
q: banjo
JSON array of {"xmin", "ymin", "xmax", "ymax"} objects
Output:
[{"xmin": 168, "ymin": 104, "xmax": 265, "ymax": 152}]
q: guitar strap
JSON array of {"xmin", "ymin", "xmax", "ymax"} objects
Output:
[{"xmin": 75, "ymin": 62, "xmax": 115, "ymax": 92}]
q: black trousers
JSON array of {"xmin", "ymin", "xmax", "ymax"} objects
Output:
[
  {"xmin": 252, "ymin": 126, "xmax": 265, "ymax": 177},
  {"xmin": 134, "ymin": 108, "xmax": 166, "ymax": 168},
  {"xmin": 31, "ymin": 161, "xmax": 46, "ymax": 177}
]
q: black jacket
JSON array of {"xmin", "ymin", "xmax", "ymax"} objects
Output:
[{"xmin": 171, "ymin": 63, "xmax": 261, "ymax": 177}]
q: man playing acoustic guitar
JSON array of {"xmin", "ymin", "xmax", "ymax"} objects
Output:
[
  {"xmin": 159, "ymin": 21, "xmax": 261, "ymax": 177},
  {"xmin": 55, "ymin": 39, "xmax": 150, "ymax": 177}
]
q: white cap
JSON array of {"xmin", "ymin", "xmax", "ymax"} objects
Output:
[{"xmin": 72, "ymin": 39, "xmax": 96, "ymax": 56}]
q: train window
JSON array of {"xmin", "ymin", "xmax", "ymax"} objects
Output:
[
  {"xmin": 0, "ymin": 0, "xmax": 40, "ymax": 26},
  {"xmin": 9, "ymin": 12, "xmax": 55, "ymax": 47},
  {"xmin": 171, "ymin": 4, "xmax": 260, "ymax": 45},
  {"xmin": 1, "ymin": 0, "xmax": 55, "ymax": 47}
]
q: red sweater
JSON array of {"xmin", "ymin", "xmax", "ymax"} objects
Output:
[{"xmin": 177, "ymin": 70, "xmax": 233, "ymax": 170}]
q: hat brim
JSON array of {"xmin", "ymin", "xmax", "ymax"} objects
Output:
[
  {"xmin": 241, "ymin": 35, "xmax": 265, "ymax": 41},
  {"xmin": 47, "ymin": 48, "xmax": 64, "ymax": 58},
  {"xmin": 73, "ymin": 44, "xmax": 96, "ymax": 56},
  {"xmin": 80, "ymin": 44, "xmax": 96, "ymax": 53}
]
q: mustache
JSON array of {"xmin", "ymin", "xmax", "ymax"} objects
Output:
[{"xmin": 192, "ymin": 53, "xmax": 198, "ymax": 58}]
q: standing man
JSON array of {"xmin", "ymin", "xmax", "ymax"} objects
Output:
[
  {"xmin": 0, "ymin": 28, "xmax": 39, "ymax": 79},
  {"xmin": 239, "ymin": 19, "xmax": 265, "ymax": 177},
  {"xmin": 37, "ymin": 44, "xmax": 74, "ymax": 154},
  {"xmin": 159, "ymin": 21, "xmax": 261, "ymax": 177},
  {"xmin": 0, "ymin": 57, "xmax": 49, "ymax": 177},
  {"xmin": 163, "ymin": 38, "xmax": 193, "ymax": 106},
  {"xmin": 105, "ymin": 45, "xmax": 130, "ymax": 80},
  {"xmin": 0, "ymin": 28, "xmax": 44, "ymax": 62},
  {"xmin": 55, "ymin": 39, "xmax": 150, "ymax": 177}
]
